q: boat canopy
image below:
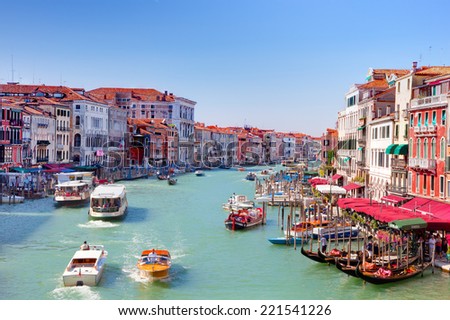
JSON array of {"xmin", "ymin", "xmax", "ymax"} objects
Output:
[{"xmin": 388, "ymin": 218, "xmax": 427, "ymax": 231}]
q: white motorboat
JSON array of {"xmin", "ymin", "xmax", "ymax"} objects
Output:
[
  {"xmin": 195, "ymin": 170, "xmax": 205, "ymax": 176},
  {"xmin": 54, "ymin": 181, "xmax": 91, "ymax": 205},
  {"xmin": 312, "ymin": 224, "xmax": 359, "ymax": 240},
  {"xmin": 62, "ymin": 245, "xmax": 107, "ymax": 286},
  {"xmin": 222, "ymin": 194, "xmax": 254, "ymax": 211},
  {"xmin": 89, "ymin": 184, "xmax": 128, "ymax": 219},
  {"xmin": 1, "ymin": 194, "xmax": 24, "ymax": 204}
]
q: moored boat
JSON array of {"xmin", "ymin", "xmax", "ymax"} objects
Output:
[
  {"xmin": 224, "ymin": 208, "xmax": 263, "ymax": 230},
  {"xmin": 222, "ymin": 194, "xmax": 254, "ymax": 211},
  {"xmin": 168, "ymin": 177, "xmax": 177, "ymax": 185},
  {"xmin": 355, "ymin": 261, "xmax": 430, "ymax": 284},
  {"xmin": 300, "ymin": 246, "xmax": 327, "ymax": 263},
  {"xmin": 268, "ymin": 236, "xmax": 309, "ymax": 245},
  {"xmin": 312, "ymin": 224, "xmax": 359, "ymax": 240},
  {"xmin": 1, "ymin": 194, "xmax": 24, "ymax": 204},
  {"xmin": 89, "ymin": 184, "xmax": 128, "ymax": 219},
  {"xmin": 62, "ymin": 244, "xmax": 107, "ymax": 286},
  {"xmin": 137, "ymin": 249, "xmax": 172, "ymax": 279}
]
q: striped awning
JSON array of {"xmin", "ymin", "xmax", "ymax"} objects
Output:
[
  {"xmin": 393, "ymin": 144, "xmax": 408, "ymax": 155},
  {"xmin": 385, "ymin": 144, "xmax": 398, "ymax": 154}
]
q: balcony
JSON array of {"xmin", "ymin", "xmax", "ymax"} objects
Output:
[
  {"xmin": 36, "ymin": 157, "xmax": 49, "ymax": 163},
  {"xmin": 391, "ymin": 158, "xmax": 407, "ymax": 171},
  {"xmin": 413, "ymin": 125, "xmax": 437, "ymax": 135},
  {"xmin": 408, "ymin": 158, "xmax": 436, "ymax": 170},
  {"xmin": 10, "ymin": 119, "xmax": 23, "ymax": 126},
  {"xmin": 388, "ymin": 185, "xmax": 408, "ymax": 196},
  {"xmin": 11, "ymin": 139, "xmax": 22, "ymax": 144},
  {"xmin": 410, "ymin": 94, "xmax": 447, "ymax": 110},
  {"xmin": 57, "ymin": 144, "xmax": 65, "ymax": 150}
]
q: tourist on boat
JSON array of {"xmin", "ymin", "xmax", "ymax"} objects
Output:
[
  {"xmin": 366, "ymin": 236, "xmax": 373, "ymax": 259},
  {"xmin": 320, "ymin": 235, "xmax": 327, "ymax": 253},
  {"xmin": 148, "ymin": 249, "xmax": 158, "ymax": 263},
  {"xmin": 80, "ymin": 241, "xmax": 90, "ymax": 250}
]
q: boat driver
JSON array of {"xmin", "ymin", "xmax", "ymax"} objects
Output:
[
  {"xmin": 148, "ymin": 249, "xmax": 159, "ymax": 263},
  {"xmin": 80, "ymin": 241, "xmax": 90, "ymax": 250}
]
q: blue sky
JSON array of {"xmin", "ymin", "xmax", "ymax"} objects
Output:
[{"xmin": 1, "ymin": 0, "xmax": 449, "ymax": 136}]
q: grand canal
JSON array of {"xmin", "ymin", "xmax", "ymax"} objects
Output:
[{"xmin": 0, "ymin": 167, "xmax": 449, "ymax": 300}]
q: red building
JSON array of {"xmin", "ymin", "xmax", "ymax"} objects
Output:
[
  {"xmin": 408, "ymin": 73, "xmax": 450, "ymax": 200},
  {"xmin": 0, "ymin": 100, "xmax": 23, "ymax": 171}
]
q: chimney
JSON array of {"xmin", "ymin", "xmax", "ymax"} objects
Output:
[
  {"xmin": 164, "ymin": 90, "xmax": 168, "ymax": 95},
  {"xmin": 412, "ymin": 61, "xmax": 418, "ymax": 73}
]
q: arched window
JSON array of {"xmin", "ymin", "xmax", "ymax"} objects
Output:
[
  {"xmin": 440, "ymin": 138, "xmax": 446, "ymax": 159},
  {"xmin": 431, "ymin": 138, "xmax": 436, "ymax": 159},
  {"xmin": 74, "ymin": 134, "xmax": 81, "ymax": 147},
  {"xmin": 417, "ymin": 138, "xmax": 421, "ymax": 158},
  {"xmin": 424, "ymin": 138, "xmax": 428, "ymax": 159}
]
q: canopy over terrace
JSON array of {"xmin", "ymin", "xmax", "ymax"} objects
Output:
[
  {"xmin": 315, "ymin": 184, "xmax": 347, "ymax": 195},
  {"xmin": 338, "ymin": 197, "xmax": 450, "ymax": 231},
  {"xmin": 308, "ymin": 177, "xmax": 329, "ymax": 187},
  {"xmin": 380, "ymin": 194, "xmax": 410, "ymax": 206},
  {"xmin": 400, "ymin": 198, "xmax": 450, "ymax": 231}
]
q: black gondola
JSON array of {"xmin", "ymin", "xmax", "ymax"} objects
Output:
[
  {"xmin": 335, "ymin": 259, "xmax": 359, "ymax": 278},
  {"xmin": 300, "ymin": 246, "xmax": 327, "ymax": 263},
  {"xmin": 355, "ymin": 261, "xmax": 430, "ymax": 285}
]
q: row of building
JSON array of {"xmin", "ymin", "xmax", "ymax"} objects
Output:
[
  {"xmin": 0, "ymin": 83, "xmax": 330, "ymax": 172},
  {"xmin": 334, "ymin": 62, "xmax": 450, "ymax": 205}
]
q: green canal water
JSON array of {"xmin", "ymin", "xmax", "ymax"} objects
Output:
[{"xmin": 0, "ymin": 167, "xmax": 449, "ymax": 300}]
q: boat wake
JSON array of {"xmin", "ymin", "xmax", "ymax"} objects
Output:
[
  {"xmin": 51, "ymin": 285, "xmax": 101, "ymax": 300},
  {"xmin": 78, "ymin": 220, "xmax": 119, "ymax": 229}
]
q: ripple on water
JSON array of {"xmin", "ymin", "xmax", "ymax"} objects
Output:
[
  {"xmin": 51, "ymin": 285, "xmax": 101, "ymax": 300},
  {"xmin": 78, "ymin": 220, "xmax": 119, "ymax": 229}
]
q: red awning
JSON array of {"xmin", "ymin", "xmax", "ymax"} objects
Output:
[
  {"xmin": 343, "ymin": 183, "xmax": 363, "ymax": 191},
  {"xmin": 309, "ymin": 177, "xmax": 329, "ymax": 186},
  {"xmin": 331, "ymin": 174, "xmax": 342, "ymax": 180},
  {"xmin": 380, "ymin": 194, "xmax": 409, "ymax": 204},
  {"xmin": 399, "ymin": 198, "xmax": 432, "ymax": 212}
]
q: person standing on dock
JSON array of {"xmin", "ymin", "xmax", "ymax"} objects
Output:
[{"xmin": 320, "ymin": 235, "xmax": 327, "ymax": 253}]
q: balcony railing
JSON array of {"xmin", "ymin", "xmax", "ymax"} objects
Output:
[
  {"xmin": 408, "ymin": 158, "xmax": 436, "ymax": 170},
  {"xmin": 410, "ymin": 94, "xmax": 447, "ymax": 109},
  {"xmin": 388, "ymin": 185, "xmax": 408, "ymax": 196},
  {"xmin": 413, "ymin": 125, "xmax": 437, "ymax": 135},
  {"xmin": 36, "ymin": 157, "xmax": 49, "ymax": 163},
  {"xmin": 57, "ymin": 144, "xmax": 65, "ymax": 150},
  {"xmin": 391, "ymin": 158, "xmax": 407, "ymax": 170}
]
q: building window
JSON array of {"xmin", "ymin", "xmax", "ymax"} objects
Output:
[
  {"xmin": 442, "ymin": 110, "xmax": 447, "ymax": 126},
  {"xmin": 417, "ymin": 138, "xmax": 421, "ymax": 158},
  {"xmin": 432, "ymin": 111, "xmax": 437, "ymax": 126},
  {"xmin": 431, "ymin": 138, "xmax": 436, "ymax": 158},
  {"xmin": 409, "ymin": 138, "xmax": 413, "ymax": 157},
  {"xmin": 425, "ymin": 112, "xmax": 429, "ymax": 126},
  {"xmin": 416, "ymin": 173, "xmax": 419, "ymax": 193},
  {"xmin": 410, "ymin": 114, "xmax": 414, "ymax": 127},
  {"xmin": 75, "ymin": 116, "xmax": 80, "ymax": 126},
  {"xmin": 440, "ymin": 138, "xmax": 446, "ymax": 159},
  {"xmin": 423, "ymin": 174, "xmax": 427, "ymax": 194},
  {"xmin": 424, "ymin": 139, "xmax": 428, "ymax": 159},
  {"xmin": 418, "ymin": 113, "xmax": 422, "ymax": 127},
  {"xmin": 440, "ymin": 176, "xmax": 445, "ymax": 198}
]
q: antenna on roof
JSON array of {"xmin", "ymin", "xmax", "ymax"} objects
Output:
[{"xmin": 11, "ymin": 54, "xmax": 15, "ymax": 83}]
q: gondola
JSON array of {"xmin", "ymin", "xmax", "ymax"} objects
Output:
[
  {"xmin": 300, "ymin": 246, "xmax": 327, "ymax": 263},
  {"xmin": 335, "ymin": 258, "xmax": 359, "ymax": 278},
  {"xmin": 355, "ymin": 260, "xmax": 430, "ymax": 285},
  {"xmin": 317, "ymin": 248, "xmax": 345, "ymax": 265}
]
